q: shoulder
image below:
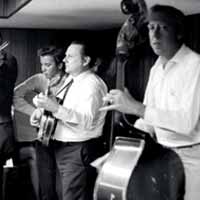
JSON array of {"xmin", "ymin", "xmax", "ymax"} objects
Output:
[
  {"xmin": 24, "ymin": 73, "xmax": 47, "ymax": 83},
  {"xmin": 15, "ymin": 73, "xmax": 48, "ymax": 91},
  {"xmin": 181, "ymin": 46, "xmax": 200, "ymax": 72},
  {"xmin": 173, "ymin": 45, "xmax": 199, "ymax": 62},
  {"xmin": 79, "ymin": 72, "xmax": 108, "ymax": 94},
  {"xmin": 32, "ymin": 73, "xmax": 47, "ymax": 80},
  {"xmin": 86, "ymin": 72, "xmax": 107, "ymax": 88}
]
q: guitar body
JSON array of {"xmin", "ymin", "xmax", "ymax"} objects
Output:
[
  {"xmin": 37, "ymin": 96, "xmax": 62, "ymax": 146},
  {"xmin": 94, "ymin": 134, "xmax": 185, "ymax": 200},
  {"xmin": 41, "ymin": 115, "xmax": 55, "ymax": 146},
  {"xmin": 38, "ymin": 110, "xmax": 57, "ymax": 146}
]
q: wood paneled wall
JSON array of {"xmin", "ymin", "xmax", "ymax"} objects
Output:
[{"xmin": 0, "ymin": 28, "xmax": 119, "ymax": 85}]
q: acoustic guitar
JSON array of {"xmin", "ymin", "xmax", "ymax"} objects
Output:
[
  {"xmin": 37, "ymin": 79, "xmax": 73, "ymax": 146},
  {"xmin": 37, "ymin": 106, "xmax": 60, "ymax": 146},
  {"xmin": 37, "ymin": 85, "xmax": 61, "ymax": 146}
]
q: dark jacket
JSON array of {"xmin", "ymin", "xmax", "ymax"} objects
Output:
[{"xmin": 0, "ymin": 51, "xmax": 18, "ymax": 122}]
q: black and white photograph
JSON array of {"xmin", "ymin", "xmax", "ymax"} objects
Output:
[{"xmin": 0, "ymin": 0, "xmax": 200, "ymax": 200}]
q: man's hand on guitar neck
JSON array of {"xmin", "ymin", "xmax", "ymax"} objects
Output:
[{"xmin": 33, "ymin": 93, "xmax": 59, "ymax": 114}]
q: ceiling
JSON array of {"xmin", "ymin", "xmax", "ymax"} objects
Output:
[{"xmin": 0, "ymin": 0, "xmax": 200, "ymax": 30}]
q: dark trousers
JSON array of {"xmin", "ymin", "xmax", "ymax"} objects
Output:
[
  {"xmin": 36, "ymin": 141, "xmax": 59, "ymax": 200},
  {"xmin": 0, "ymin": 122, "xmax": 16, "ymax": 199},
  {"xmin": 17, "ymin": 142, "xmax": 39, "ymax": 200},
  {"xmin": 53, "ymin": 138, "xmax": 102, "ymax": 200}
]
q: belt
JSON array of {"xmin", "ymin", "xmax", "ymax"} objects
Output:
[{"xmin": 172, "ymin": 143, "xmax": 200, "ymax": 149}]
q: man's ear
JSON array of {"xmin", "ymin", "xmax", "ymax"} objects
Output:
[{"xmin": 83, "ymin": 56, "xmax": 91, "ymax": 67}]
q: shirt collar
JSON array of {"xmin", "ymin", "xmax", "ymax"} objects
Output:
[
  {"xmin": 154, "ymin": 44, "xmax": 187, "ymax": 69},
  {"xmin": 57, "ymin": 70, "xmax": 91, "ymax": 94},
  {"xmin": 72, "ymin": 70, "xmax": 91, "ymax": 83},
  {"xmin": 170, "ymin": 44, "xmax": 187, "ymax": 64}
]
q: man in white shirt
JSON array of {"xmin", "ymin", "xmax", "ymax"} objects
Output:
[
  {"xmin": 31, "ymin": 40, "xmax": 108, "ymax": 200},
  {"xmin": 100, "ymin": 5, "xmax": 200, "ymax": 200}
]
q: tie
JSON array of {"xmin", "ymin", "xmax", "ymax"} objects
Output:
[{"xmin": 57, "ymin": 79, "xmax": 73, "ymax": 105}]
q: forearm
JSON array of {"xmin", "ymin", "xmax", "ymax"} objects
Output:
[
  {"xmin": 144, "ymin": 106, "xmax": 198, "ymax": 135},
  {"xmin": 14, "ymin": 74, "xmax": 47, "ymax": 115},
  {"xmin": 123, "ymin": 98, "xmax": 146, "ymax": 118},
  {"xmin": 14, "ymin": 87, "xmax": 37, "ymax": 116},
  {"xmin": 54, "ymin": 105, "xmax": 95, "ymax": 128},
  {"xmin": 132, "ymin": 101, "xmax": 146, "ymax": 118},
  {"xmin": 14, "ymin": 97, "xmax": 36, "ymax": 116}
]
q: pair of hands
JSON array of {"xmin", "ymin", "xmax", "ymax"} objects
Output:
[
  {"xmin": 30, "ymin": 88, "xmax": 145, "ymax": 127},
  {"xmin": 100, "ymin": 88, "xmax": 145, "ymax": 118},
  {"xmin": 30, "ymin": 93, "xmax": 59, "ymax": 127}
]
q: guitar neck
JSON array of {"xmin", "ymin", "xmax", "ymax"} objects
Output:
[
  {"xmin": 45, "ymin": 84, "xmax": 51, "ymax": 96},
  {"xmin": 116, "ymin": 58, "xmax": 126, "ymax": 91}
]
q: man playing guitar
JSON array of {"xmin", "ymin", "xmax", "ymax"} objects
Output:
[{"xmin": 14, "ymin": 46, "xmax": 68, "ymax": 200}]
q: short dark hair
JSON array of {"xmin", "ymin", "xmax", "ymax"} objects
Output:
[
  {"xmin": 148, "ymin": 4, "xmax": 185, "ymax": 41},
  {"xmin": 37, "ymin": 46, "xmax": 65, "ymax": 66},
  {"xmin": 70, "ymin": 40, "xmax": 97, "ymax": 68}
]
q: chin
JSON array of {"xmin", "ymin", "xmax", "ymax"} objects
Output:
[{"xmin": 153, "ymin": 48, "xmax": 163, "ymax": 56}]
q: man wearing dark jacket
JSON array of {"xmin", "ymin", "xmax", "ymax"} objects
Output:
[{"xmin": 0, "ymin": 32, "xmax": 18, "ymax": 199}]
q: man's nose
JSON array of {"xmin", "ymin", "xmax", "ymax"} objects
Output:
[
  {"xmin": 152, "ymin": 26, "xmax": 161, "ymax": 38},
  {"xmin": 41, "ymin": 65, "xmax": 46, "ymax": 72},
  {"xmin": 63, "ymin": 57, "xmax": 67, "ymax": 63}
]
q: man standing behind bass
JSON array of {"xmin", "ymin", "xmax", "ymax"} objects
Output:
[
  {"xmin": 0, "ymin": 32, "xmax": 18, "ymax": 199},
  {"xmin": 101, "ymin": 5, "xmax": 200, "ymax": 200},
  {"xmin": 31, "ymin": 40, "xmax": 108, "ymax": 200}
]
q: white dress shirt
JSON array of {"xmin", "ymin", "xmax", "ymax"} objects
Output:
[
  {"xmin": 135, "ymin": 45, "xmax": 200, "ymax": 147},
  {"xmin": 53, "ymin": 70, "xmax": 108, "ymax": 142}
]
